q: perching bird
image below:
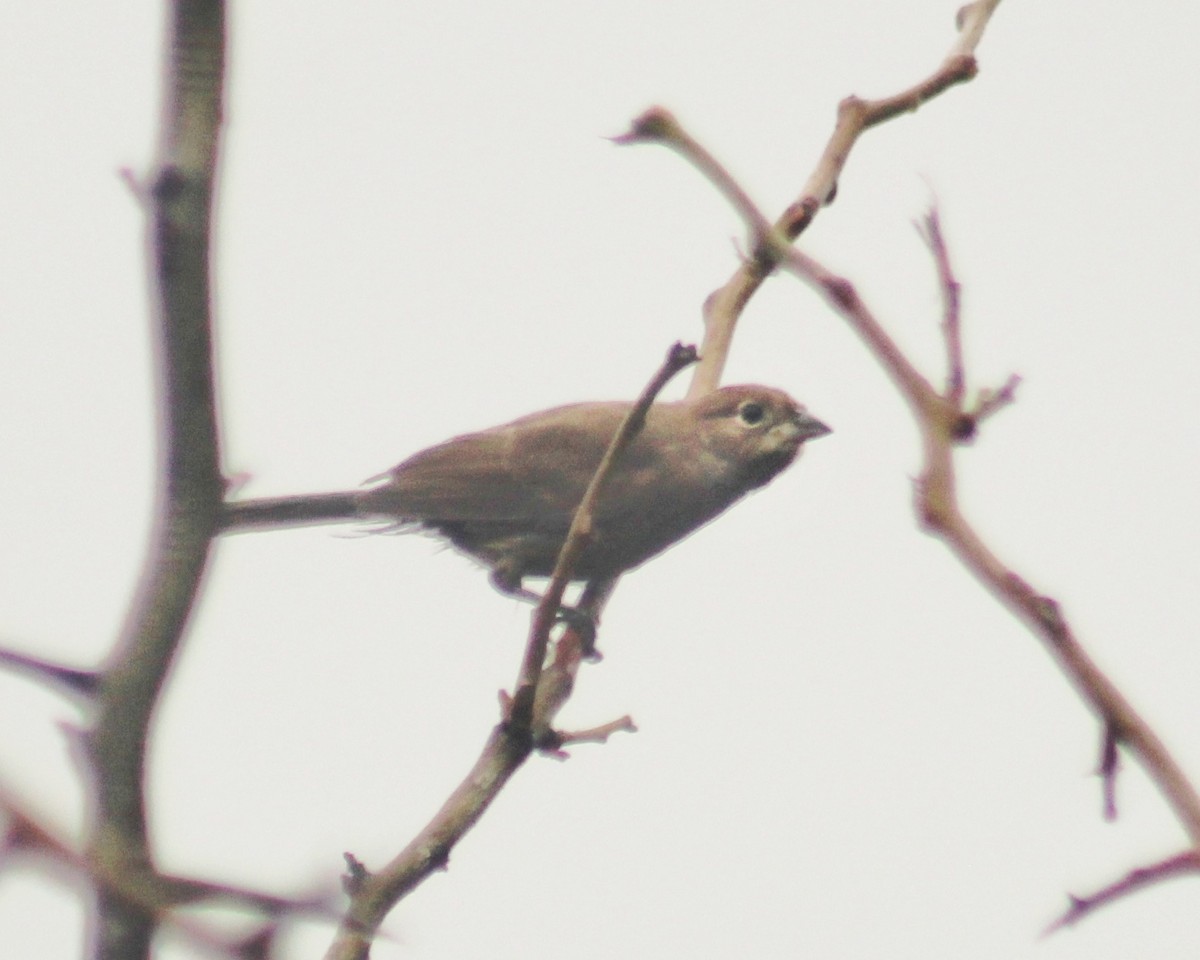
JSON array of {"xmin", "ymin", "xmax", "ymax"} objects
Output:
[{"xmin": 222, "ymin": 385, "xmax": 830, "ymax": 595}]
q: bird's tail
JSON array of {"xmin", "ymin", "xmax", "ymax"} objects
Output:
[{"xmin": 220, "ymin": 490, "xmax": 365, "ymax": 533}]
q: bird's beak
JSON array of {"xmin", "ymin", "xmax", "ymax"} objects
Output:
[{"xmin": 793, "ymin": 412, "xmax": 832, "ymax": 442}]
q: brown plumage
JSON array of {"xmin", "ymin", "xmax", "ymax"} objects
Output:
[
  {"xmin": 222, "ymin": 385, "xmax": 829, "ymax": 593},
  {"xmin": 354, "ymin": 384, "xmax": 830, "ymax": 590}
]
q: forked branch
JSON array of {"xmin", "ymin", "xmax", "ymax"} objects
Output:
[
  {"xmin": 638, "ymin": 106, "xmax": 1200, "ymax": 921},
  {"xmin": 617, "ymin": 0, "xmax": 1004, "ymax": 399},
  {"xmin": 323, "ymin": 344, "xmax": 693, "ymax": 960}
]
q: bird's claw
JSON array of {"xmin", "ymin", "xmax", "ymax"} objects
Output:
[{"xmin": 555, "ymin": 606, "xmax": 600, "ymax": 659}]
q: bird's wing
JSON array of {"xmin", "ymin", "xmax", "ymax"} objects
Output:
[
  {"xmin": 369, "ymin": 430, "xmax": 539, "ymax": 522},
  {"xmin": 506, "ymin": 402, "xmax": 713, "ymax": 526},
  {"xmin": 368, "ymin": 402, "xmax": 662, "ymax": 524}
]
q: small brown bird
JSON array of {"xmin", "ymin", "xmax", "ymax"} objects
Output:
[{"xmin": 223, "ymin": 385, "xmax": 830, "ymax": 595}]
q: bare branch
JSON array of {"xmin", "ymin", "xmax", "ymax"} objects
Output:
[
  {"xmin": 779, "ymin": 234, "xmax": 1200, "ymax": 851},
  {"xmin": 88, "ymin": 3, "xmax": 228, "ymax": 958},
  {"xmin": 509, "ymin": 341, "xmax": 699, "ymax": 731},
  {"xmin": 0, "ymin": 644, "xmax": 99, "ymax": 699},
  {"xmin": 1043, "ymin": 851, "xmax": 1200, "ymax": 935},
  {"xmin": 323, "ymin": 344, "xmax": 696, "ymax": 960},
  {"xmin": 614, "ymin": 0, "xmax": 1004, "ymax": 399},
  {"xmin": 0, "ymin": 780, "xmax": 327, "ymax": 958},
  {"xmin": 639, "ymin": 95, "xmax": 1200, "ymax": 912}
]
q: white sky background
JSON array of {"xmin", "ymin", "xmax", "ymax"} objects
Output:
[{"xmin": 2, "ymin": 2, "xmax": 1200, "ymax": 958}]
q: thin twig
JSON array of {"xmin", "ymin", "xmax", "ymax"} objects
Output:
[
  {"xmin": 779, "ymin": 236, "xmax": 1200, "ymax": 850},
  {"xmin": 0, "ymin": 645, "xmax": 99, "ymax": 698},
  {"xmin": 1098, "ymin": 722, "xmax": 1120, "ymax": 821},
  {"xmin": 644, "ymin": 96, "xmax": 1200, "ymax": 912},
  {"xmin": 919, "ymin": 209, "xmax": 965, "ymax": 404},
  {"xmin": 614, "ymin": 0, "xmax": 1003, "ymax": 399},
  {"xmin": 1042, "ymin": 851, "xmax": 1200, "ymax": 935},
  {"xmin": 510, "ymin": 341, "xmax": 698, "ymax": 731},
  {"xmin": 323, "ymin": 344, "xmax": 697, "ymax": 960},
  {"xmin": 614, "ymin": 109, "xmax": 782, "ymax": 272},
  {"xmin": 555, "ymin": 715, "xmax": 638, "ymax": 749},
  {"xmin": 970, "ymin": 374, "xmax": 1022, "ymax": 425}
]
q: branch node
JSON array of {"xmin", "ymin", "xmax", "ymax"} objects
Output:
[
  {"xmin": 836, "ymin": 94, "xmax": 868, "ymax": 124},
  {"xmin": 151, "ymin": 164, "xmax": 187, "ymax": 202},
  {"xmin": 945, "ymin": 53, "xmax": 979, "ymax": 82},
  {"xmin": 949, "ymin": 414, "xmax": 977, "ymax": 443},
  {"xmin": 748, "ymin": 238, "xmax": 782, "ymax": 277},
  {"xmin": 824, "ymin": 276, "xmax": 859, "ymax": 312},
  {"xmin": 780, "ymin": 197, "xmax": 822, "ymax": 238},
  {"xmin": 531, "ymin": 714, "xmax": 638, "ymax": 759},
  {"xmin": 1031, "ymin": 594, "xmax": 1067, "ymax": 641}
]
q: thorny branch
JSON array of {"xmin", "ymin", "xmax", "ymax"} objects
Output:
[{"xmin": 1043, "ymin": 851, "xmax": 1200, "ymax": 935}]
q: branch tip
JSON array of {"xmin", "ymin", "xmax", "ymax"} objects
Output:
[
  {"xmin": 1098, "ymin": 724, "xmax": 1121, "ymax": 821},
  {"xmin": 0, "ymin": 647, "xmax": 100, "ymax": 698},
  {"xmin": 1043, "ymin": 851, "xmax": 1200, "ymax": 934},
  {"xmin": 559, "ymin": 715, "xmax": 639, "ymax": 746},
  {"xmin": 341, "ymin": 853, "xmax": 371, "ymax": 895},
  {"xmin": 970, "ymin": 374, "xmax": 1022, "ymax": 423},
  {"xmin": 612, "ymin": 106, "xmax": 682, "ymax": 145}
]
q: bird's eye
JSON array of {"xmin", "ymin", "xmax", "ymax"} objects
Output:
[{"xmin": 738, "ymin": 401, "xmax": 766, "ymax": 426}]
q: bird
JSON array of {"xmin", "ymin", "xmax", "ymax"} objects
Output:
[{"xmin": 222, "ymin": 385, "xmax": 830, "ymax": 597}]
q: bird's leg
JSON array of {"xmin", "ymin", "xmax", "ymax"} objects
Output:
[
  {"xmin": 489, "ymin": 570, "xmax": 599, "ymax": 657},
  {"xmin": 554, "ymin": 605, "xmax": 599, "ymax": 659}
]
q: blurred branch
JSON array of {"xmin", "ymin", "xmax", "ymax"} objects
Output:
[
  {"xmin": 322, "ymin": 346, "xmax": 689, "ymax": 960},
  {"xmin": 614, "ymin": 0, "xmax": 1002, "ymax": 399},
  {"xmin": 1043, "ymin": 851, "xmax": 1200, "ymax": 935},
  {"xmin": 1, "ymin": 779, "xmax": 322, "ymax": 960},
  {"xmin": 87, "ymin": 3, "xmax": 227, "ymax": 959},
  {"xmin": 0, "ymin": 644, "xmax": 99, "ymax": 699}
]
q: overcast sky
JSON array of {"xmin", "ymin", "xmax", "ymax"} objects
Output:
[{"xmin": 2, "ymin": 2, "xmax": 1200, "ymax": 959}]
